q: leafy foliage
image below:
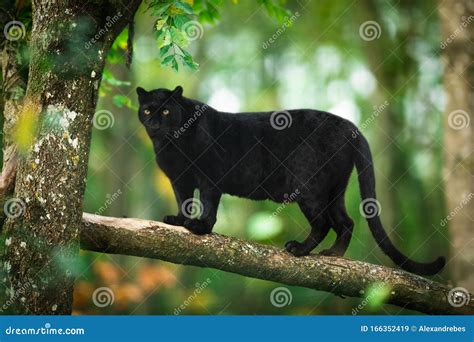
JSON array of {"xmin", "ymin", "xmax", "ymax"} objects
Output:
[
  {"xmin": 146, "ymin": 0, "xmax": 220, "ymax": 71},
  {"xmin": 257, "ymin": 0, "xmax": 291, "ymax": 22},
  {"xmin": 142, "ymin": 0, "xmax": 289, "ymax": 71}
]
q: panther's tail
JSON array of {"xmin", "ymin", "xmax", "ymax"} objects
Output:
[{"xmin": 353, "ymin": 132, "xmax": 445, "ymax": 276}]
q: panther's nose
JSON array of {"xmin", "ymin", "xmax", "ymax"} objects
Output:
[{"xmin": 146, "ymin": 118, "xmax": 160, "ymax": 129}]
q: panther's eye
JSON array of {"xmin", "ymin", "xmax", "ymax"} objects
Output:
[
  {"xmin": 144, "ymin": 109, "xmax": 151, "ymax": 115},
  {"xmin": 162, "ymin": 109, "xmax": 170, "ymax": 115}
]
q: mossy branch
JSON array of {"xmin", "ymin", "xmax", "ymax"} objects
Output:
[{"xmin": 80, "ymin": 213, "xmax": 474, "ymax": 315}]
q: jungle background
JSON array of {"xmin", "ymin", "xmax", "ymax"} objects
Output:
[{"xmin": 0, "ymin": 0, "xmax": 472, "ymax": 315}]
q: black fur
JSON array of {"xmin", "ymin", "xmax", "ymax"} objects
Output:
[{"xmin": 136, "ymin": 86, "xmax": 445, "ymax": 276}]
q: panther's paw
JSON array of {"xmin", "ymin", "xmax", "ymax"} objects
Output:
[
  {"xmin": 163, "ymin": 215, "xmax": 186, "ymax": 226},
  {"xmin": 183, "ymin": 219, "xmax": 213, "ymax": 235},
  {"xmin": 284, "ymin": 240, "xmax": 309, "ymax": 257},
  {"xmin": 319, "ymin": 249, "xmax": 341, "ymax": 257}
]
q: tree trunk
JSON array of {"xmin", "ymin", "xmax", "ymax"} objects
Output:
[
  {"xmin": 2, "ymin": 0, "xmax": 140, "ymax": 314},
  {"xmin": 438, "ymin": 0, "xmax": 474, "ymax": 291},
  {"xmin": 0, "ymin": 0, "xmax": 28, "ymax": 220}
]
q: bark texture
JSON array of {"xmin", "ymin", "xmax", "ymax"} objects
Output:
[
  {"xmin": 2, "ymin": 0, "xmax": 141, "ymax": 314},
  {"xmin": 0, "ymin": 0, "xmax": 28, "ymax": 218},
  {"xmin": 438, "ymin": 0, "xmax": 474, "ymax": 291},
  {"xmin": 81, "ymin": 213, "xmax": 474, "ymax": 315}
]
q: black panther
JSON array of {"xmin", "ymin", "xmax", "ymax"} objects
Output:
[{"xmin": 136, "ymin": 85, "xmax": 445, "ymax": 276}]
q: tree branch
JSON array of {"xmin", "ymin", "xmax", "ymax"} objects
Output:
[{"xmin": 80, "ymin": 213, "xmax": 473, "ymax": 315}]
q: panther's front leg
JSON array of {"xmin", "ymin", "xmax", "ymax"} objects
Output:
[
  {"xmin": 183, "ymin": 183, "xmax": 221, "ymax": 235},
  {"xmin": 163, "ymin": 181, "xmax": 194, "ymax": 227}
]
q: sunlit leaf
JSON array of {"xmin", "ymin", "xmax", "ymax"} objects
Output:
[
  {"xmin": 170, "ymin": 26, "xmax": 188, "ymax": 47},
  {"xmin": 112, "ymin": 95, "xmax": 132, "ymax": 108},
  {"xmin": 155, "ymin": 15, "xmax": 169, "ymax": 30},
  {"xmin": 103, "ymin": 69, "xmax": 131, "ymax": 86},
  {"xmin": 156, "ymin": 29, "xmax": 172, "ymax": 48}
]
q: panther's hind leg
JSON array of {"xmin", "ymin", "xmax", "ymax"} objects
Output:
[
  {"xmin": 319, "ymin": 196, "xmax": 354, "ymax": 257},
  {"xmin": 285, "ymin": 198, "xmax": 331, "ymax": 257}
]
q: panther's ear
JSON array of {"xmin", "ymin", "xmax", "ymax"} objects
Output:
[
  {"xmin": 136, "ymin": 87, "xmax": 148, "ymax": 99},
  {"xmin": 173, "ymin": 85, "xmax": 183, "ymax": 97}
]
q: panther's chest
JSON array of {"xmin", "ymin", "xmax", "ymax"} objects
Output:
[{"xmin": 154, "ymin": 142, "xmax": 193, "ymax": 177}]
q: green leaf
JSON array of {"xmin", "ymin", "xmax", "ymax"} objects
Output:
[
  {"xmin": 103, "ymin": 70, "xmax": 131, "ymax": 86},
  {"xmin": 173, "ymin": 1, "xmax": 194, "ymax": 14},
  {"xmin": 259, "ymin": 0, "xmax": 291, "ymax": 23},
  {"xmin": 172, "ymin": 58, "xmax": 179, "ymax": 71},
  {"xmin": 159, "ymin": 44, "xmax": 172, "ymax": 57},
  {"xmin": 170, "ymin": 27, "xmax": 188, "ymax": 47},
  {"xmin": 173, "ymin": 14, "xmax": 191, "ymax": 29},
  {"xmin": 181, "ymin": 48, "xmax": 192, "ymax": 59},
  {"xmin": 151, "ymin": 3, "xmax": 171, "ymax": 17},
  {"xmin": 155, "ymin": 16, "xmax": 169, "ymax": 30},
  {"xmin": 206, "ymin": 3, "xmax": 220, "ymax": 20},
  {"xmin": 156, "ymin": 29, "xmax": 172, "ymax": 48},
  {"xmin": 161, "ymin": 54, "xmax": 175, "ymax": 66},
  {"xmin": 106, "ymin": 29, "xmax": 128, "ymax": 64},
  {"xmin": 112, "ymin": 95, "xmax": 132, "ymax": 108},
  {"xmin": 198, "ymin": 11, "xmax": 213, "ymax": 24},
  {"xmin": 147, "ymin": 0, "xmax": 226, "ymax": 71},
  {"xmin": 184, "ymin": 59, "xmax": 199, "ymax": 70},
  {"xmin": 193, "ymin": 0, "xmax": 205, "ymax": 12}
]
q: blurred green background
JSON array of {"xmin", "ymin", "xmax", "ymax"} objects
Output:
[{"xmin": 74, "ymin": 0, "xmax": 449, "ymax": 315}]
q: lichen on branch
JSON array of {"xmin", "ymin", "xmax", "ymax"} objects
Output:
[{"xmin": 80, "ymin": 213, "xmax": 474, "ymax": 315}]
